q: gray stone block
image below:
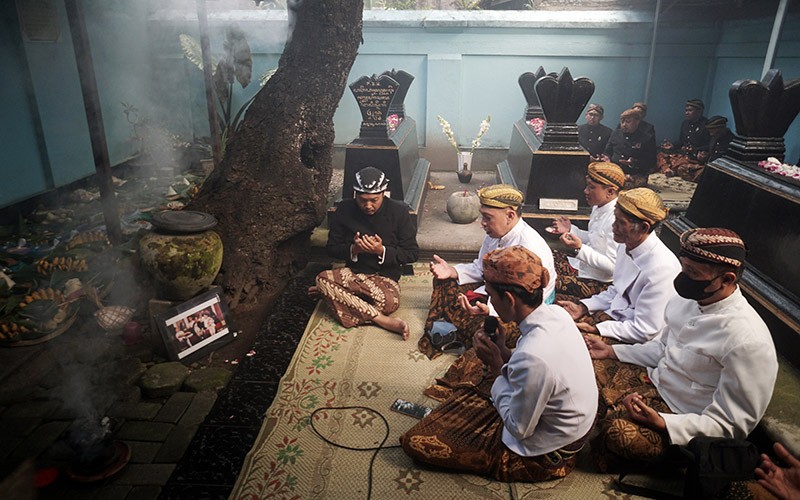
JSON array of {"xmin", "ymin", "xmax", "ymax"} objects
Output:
[
  {"xmin": 2, "ymin": 400, "xmax": 61, "ymax": 419},
  {"xmin": 114, "ymin": 357, "xmax": 148, "ymax": 387},
  {"xmin": 117, "ymin": 385, "xmax": 142, "ymax": 404},
  {"xmin": 153, "ymin": 392, "xmax": 194, "ymax": 424},
  {"xmin": 153, "ymin": 425, "xmax": 197, "ymax": 463},
  {"xmin": 138, "ymin": 363, "xmax": 189, "ymax": 399},
  {"xmin": 177, "ymin": 390, "xmax": 217, "ymax": 427},
  {"xmin": 110, "ymin": 464, "xmax": 176, "ymax": 486},
  {"xmin": 115, "ymin": 421, "xmax": 174, "ymax": 442},
  {"xmin": 124, "ymin": 441, "xmax": 161, "ymax": 464},
  {"xmin": 182, "ymin": 367, "xmax": 232, "ymax": 393},
  {"xmin": 126, "ymin": 485, "xmax": 161, "ymax": 500},
  {"xmin": 9, "ymin": 420, "xmax": 71, "ymax": 460},
  {"xmin": 93, "ymin": 485, "xmax": 132, "ymax": 500},
  {"xmin": 0, "ymin": 418, "xmax": 42, "ymax": 439},
  {"xmin": 107, "ymin": 402, "xmax": 162, "ymax": 421}
]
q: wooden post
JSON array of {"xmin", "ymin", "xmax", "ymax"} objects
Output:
[
  {"xmin": 197, "ymin": 0, "xmax": 222, "ymax": 167},
  {"xmin": 64, "ymin": 0, "xmax": 122, "ymax": 245}
]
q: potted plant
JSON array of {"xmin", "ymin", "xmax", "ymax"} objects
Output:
[{"xmin": 437, "ymin": 114, "xmax": 491, "ymax": 183}]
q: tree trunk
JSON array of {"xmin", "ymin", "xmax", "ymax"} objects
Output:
[{"xmin": 189, "ymin": 1, "xmax": 364, "ymax": 311}]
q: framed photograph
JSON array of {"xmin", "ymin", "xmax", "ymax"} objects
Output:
[{"xmin": 155, "ymin": 287, "xmax": 233, "ymax": 364}]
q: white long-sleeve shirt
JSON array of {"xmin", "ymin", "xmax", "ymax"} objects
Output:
[
  {"xmin": 581, "ymin": 232, "xmax": 680, "ymax": 343},
  {"xmin": 568, "ymin": 199, "xmax": 618, "ymax": 282},
  {"xmin": 491, "ymin": 305, "xmax": 598, "ymax": 456},
  {"xmin": 613, "ymin": 289, "xmax": 778, "ymax": 446},
  {"xmin": 455, "ymin": 218, "xmax": 556, "ymax": 302}
]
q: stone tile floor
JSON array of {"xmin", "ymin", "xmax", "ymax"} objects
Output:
[{"xmin": 0, "ymin": 262, "xmax": 322, "ymax": 500}]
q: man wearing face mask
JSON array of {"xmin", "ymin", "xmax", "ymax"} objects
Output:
[{"xmin": 585, "ymin": 228, "xmax": 778, "ymax": 472}]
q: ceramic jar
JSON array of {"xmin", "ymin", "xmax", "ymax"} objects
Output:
[
  {"xmin": 446, "ymin": 190, "xmax": 480, "ymax": 224},
  {"xmin": 457, "ymin": 151, "xmax": 473, "ymax": 183},
  {"xmin": 139, "ymin": 211, "xmax": 223, "ymax": 301}
]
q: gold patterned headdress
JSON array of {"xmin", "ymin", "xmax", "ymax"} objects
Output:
[
  {"xmin": 588, "ymin": 162, "xmax": 625, "ymax": 190},
  {"xmin": 616, "ymin": 188, "xmax": 668, "ymax": 225},
  {"xmin": 478, "ymin": 184, "xmax": 524, "ymax": 209}
]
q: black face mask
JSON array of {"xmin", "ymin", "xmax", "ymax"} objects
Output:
[{"xmin": 673, "ymin": 272, "xmax": 724, "ymax": 301}]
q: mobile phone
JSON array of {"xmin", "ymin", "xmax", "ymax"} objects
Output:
[
  {"xmin": 390, "ymin": 399, "xmax": 432, "ymax": 419},
  {"xmin": 484, "ymin": 316, "xmax": 499, "ymax": 342}
]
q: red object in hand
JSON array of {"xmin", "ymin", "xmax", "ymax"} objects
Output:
[{"xmin": 465, "ymin": 290, "xmax": 487, "ymax": 304}]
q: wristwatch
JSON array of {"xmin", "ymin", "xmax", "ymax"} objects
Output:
[{"xmin": 571, "ymin": 246, "xmax": 581, "ymax": 257}]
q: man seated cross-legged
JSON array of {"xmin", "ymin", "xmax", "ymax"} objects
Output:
[
  {"xmin": 558, "ymin": 187, "xmax": 680, "ymax": 344},
  {"xmin": 586, "ymin": 228, "xmax": 778, "ymax": 473},
  {"xmin": 550, "ymin": 161, "xmax": 624, "ymax": 300},
  {"xmin": 401, "ymin": 246, "xmax": 597, "ymax": 483},
  {"xmin": 310, "ymin": 166, "xmax": 419, "ymax": 339},
  {"xmin": 418, "ymin": 184, "xmax": 555, "ymax": 359}
]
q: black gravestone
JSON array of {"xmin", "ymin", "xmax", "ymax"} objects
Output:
[
  {"xmin": 340, "ymin": 72, "xmax": 430, "ymax": 226},
  {"xmin": 382, "ymin": 69, "xmax": 413, "ymax": 119},
  {"xmin": 349, "ymin": 74, "xmax": 398, "ymax": 145},
  {"xmin": 662, "ymin": 69, "xmax": 800, "ymax": 368},
  {"xmin": 496, "ymin": 68, "xmax": 547, "ymax": 208},
  {"xmin": 498, "ymin": 67, "xmax": 594, "ymax": 231},
  {"xmin": 519, "ymin": 67, "xmax": 547, "ymax": 121}
]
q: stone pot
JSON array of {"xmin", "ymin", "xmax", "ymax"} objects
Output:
[
  {"xmin": 446, "ymin": 190, "xmax": 480, "ymax": 224},
  {"xmin": 139, "ymin": 211, "xmax": 223, "ymax": 301}
]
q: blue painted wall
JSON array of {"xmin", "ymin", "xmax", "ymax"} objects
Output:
[{"xmin": 2, "ymin": 6, "xmax": 799, "ymax": 209}]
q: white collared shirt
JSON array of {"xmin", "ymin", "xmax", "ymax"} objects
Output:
[
  {"xmin": 455, "ymin": 218, "xmax": 556, "ymax": 302},
  {"xmin": 568, "ymin": 198, "xmax": 618, "ymax": 282},
  {"xmin": 581, "ymin": 232, "xmax": 680, "ymax": 343},
  {"xmin": 613, "ymin": 289, "xmax": 778, "ymax": 446},
  {"xmin": 491, "ymin": 305, "xmax": 598, "ymax": 456}
]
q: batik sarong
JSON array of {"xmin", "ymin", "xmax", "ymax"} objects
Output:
[
  {"xmin": 590, "ymin": 359, "xmax": 672, "ymax": 472},
  {"xmin": 553, "ymin": 250, "xmax": 610, "ymax": 300},
  {"xmin": 658, "ymin": 152, "xmax": 704, "ymax": 182},
  {"xmin": 315, "ymin": 267, "xmax": 400, "ymax": 328},
  {"xmin": 418, "ymin": 278, "xmax": 521, "ymax": 360},
  {"xmin": 401, "ymin": 383, "xmax": 589, "ymax": 482}
]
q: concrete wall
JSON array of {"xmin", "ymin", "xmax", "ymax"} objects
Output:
[{"xmin": 2, "ymin": 5, "xmax": 799, "ymax": 209}]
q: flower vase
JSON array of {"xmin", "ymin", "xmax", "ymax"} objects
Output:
[{"xmin": 457, "ymin": 151, "xmax": 473, "ymax": 183}]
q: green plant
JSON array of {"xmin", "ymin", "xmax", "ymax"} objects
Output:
[
  {"xmin": 180, "ymin": 28, "xmax": 275, "ymax": 155},
  {"xmin": 385, "ymin": 0, "xmax": 418, "ymax": 8},
  {"xmin": 452, "ymin": 0, "xmax": 481, "ymax": 9}
]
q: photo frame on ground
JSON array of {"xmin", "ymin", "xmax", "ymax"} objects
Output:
[{"xmin": 155, "ymin": 287, "xmax": 233, "ymax": 364}]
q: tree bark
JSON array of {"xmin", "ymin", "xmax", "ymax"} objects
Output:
[{"xmin": 190, "ymin": 1, "xmax": 364, "ymax": 311}]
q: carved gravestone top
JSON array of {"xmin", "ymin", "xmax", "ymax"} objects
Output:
[
  {"xmin": 727, "ymin": 69, "xmax": 800, "ymax": 162},
  {"xmin": 518, "ymin": 67, "xmax": 547, "ymax": 120},
  {"xmin": 533, "ymin": 67, "xmax": 595, "ymax": 151},
  {"xmin": 535, "ymin": 67, "xmax": 595, "ymax": 124},
  {"xmin": 349, "ymin": 74, "xmax": 399, "ymax": 144},
  {"xmin": 381, "ymin": 69, "xmax": 414, "ymax": 119}
]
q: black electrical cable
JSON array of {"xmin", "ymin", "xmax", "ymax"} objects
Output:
[{"xmin": 309, "ymin": 405, "xmax": 403, "ymax": 500}]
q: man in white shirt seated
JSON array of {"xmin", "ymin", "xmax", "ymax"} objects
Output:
[
  {"xmin": 558, "ymin": 188, "xmax": 680, "ymax": 344},
  {"xmin": 419, "ymin": 184, "xmax": 555, "ymax": 359},
  {"xmin": 402, "ymin": 246, "xmax": 597, "ymax": 482},
  {"xmin": 551, "ymin": 161, "xmax": 624, "ymax": 299},
  {"xmin": 585, "ymin": 228, "xmax": 778, "ymax": 472}
]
